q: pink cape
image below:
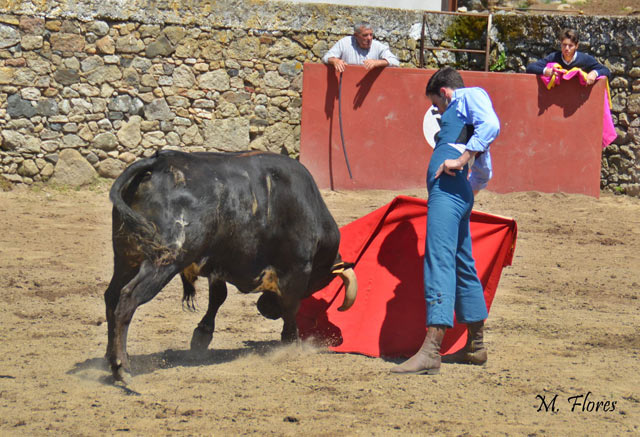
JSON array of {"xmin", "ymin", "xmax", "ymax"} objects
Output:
[
  {"xmin": 540, "ymin": 63, "xmax": 616, "ymax": 148},
  {"xmin": 297, "ymin": 195, "xmax": 518, "ymax": 358}
]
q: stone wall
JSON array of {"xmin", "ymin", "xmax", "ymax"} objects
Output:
[
  {"xmin": 423, "ymin": 12, "xmax": 640, "ymax": 197},
  {"xmin": 0, "ymin": 1, "xmax": 638, "ymax": 196}
]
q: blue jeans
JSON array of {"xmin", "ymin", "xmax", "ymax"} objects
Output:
[{"xmin": 424, "ymin": 145, "xmax": 488, "ymax": 327}]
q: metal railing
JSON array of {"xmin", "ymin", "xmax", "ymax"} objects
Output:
[{"xmin": 419, "ymin": 10, "xmax": 493, "ymax": 71}]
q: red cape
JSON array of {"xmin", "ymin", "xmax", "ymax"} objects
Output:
[{"xmin": 297, "ymin": 195, "xmax": 517, "ymax": 357}]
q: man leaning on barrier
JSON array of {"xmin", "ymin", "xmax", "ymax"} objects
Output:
[{"xmin": 322, "ymin": 23, "xmax": 399, "ymax": 73}]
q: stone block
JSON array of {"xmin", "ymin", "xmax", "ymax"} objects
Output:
[
  {"xmin": 49, "ymin": 149, "xmax": 98, "ymax": 186},
  {"xmin": 203, "ymin": 118, "xmax": 250, "ymax": 151},
  {"xmin": 98, "ymin": 158, "xmax": 127, "ymax": 179}
]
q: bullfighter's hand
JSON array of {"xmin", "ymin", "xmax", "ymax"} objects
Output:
[
  {"xmin": 435, "ymin": 158, "xmax": 463, "ymax": 179},
  {"xmin": 586, "ymin": 71, "xmax": 598, "ymax": 85}
]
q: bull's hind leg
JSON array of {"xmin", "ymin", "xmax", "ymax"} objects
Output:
[
  {"xmin": 104, "ymin": 260, "xmax": 138, "ymax": 363},
  {"xmin": 190, "ymin": 278, "xmax": 227, "ymax": 353},
  {"xmin": 111, "ymin": 260, "xmax": 180, "ymax": 382}
]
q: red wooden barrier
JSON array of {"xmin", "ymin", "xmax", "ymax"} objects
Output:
[{"xmin": 300, "ymin": 63, "xmax": 605, "ymax": 197}]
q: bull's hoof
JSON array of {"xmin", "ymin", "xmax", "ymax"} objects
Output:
[
  {"xmin": 257, "ymin": 292, "xmax": 282, "ymax": 320},
  {"xmin": 280, "ymin": 328, "xmax": 299, "ymax": 344},
  {"xmin": 190, "ymin": 327, "xmax": 213, "ymax": 353},
  {"xmin": 111, "ymin": 359, "xmax": 132, "ymax": 384}
]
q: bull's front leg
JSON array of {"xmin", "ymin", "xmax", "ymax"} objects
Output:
[
  {"xmin": 190, "ymin": 278, "xmax": 227, "ymax": 353},
  {"xmin": 279, "ymin": 294, "xmax": 301, "ymax": 343},
  {"xmin": 278, "ymin": 272, "xmax": 311, "ymax": 343}
]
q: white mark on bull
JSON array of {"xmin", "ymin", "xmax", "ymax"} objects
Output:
[
  {"xmin": 170, "ymin": 167, "xmax": 186, "ymax": 186},
  {"xmin": 266, "ymin": 174, "xmax": 272, "ymax": 220},
  {"xmin": 252, "ymin": 191, "xmax": 258, "ymax": 215},
  {"xmin": 174, "ymin": 211, "xmax": 189, "ymax": 249}
]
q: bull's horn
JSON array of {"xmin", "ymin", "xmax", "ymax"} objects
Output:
[{"xmin": 337, "ymin": 267, "xmax": 357, "ymax": 311}]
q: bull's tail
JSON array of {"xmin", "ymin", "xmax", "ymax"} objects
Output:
[{"xmin": 109, "ymin": 155, "xmax": 162, "ymax": 256}]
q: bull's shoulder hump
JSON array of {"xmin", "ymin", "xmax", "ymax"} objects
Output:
[
  {"xmin": 244, "ymin": 152, "xmax": 309, "ymax": 172},
  {"xmin": 150, "ymin": 151, "xmax": 311, "ymax": 181}
]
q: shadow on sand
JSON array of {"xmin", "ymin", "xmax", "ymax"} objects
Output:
[{"xmin": 67, "ymin": 339, "xmax": 282, "ymax": 392}]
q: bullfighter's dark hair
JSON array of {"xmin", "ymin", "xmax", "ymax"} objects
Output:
[
  {"xmin": 559, "ymin": 28, "xmax": 579, "ymax": 44},
  {"xmin": 425, "ymin": 67, "xmax": 465, "ymax": 96}
]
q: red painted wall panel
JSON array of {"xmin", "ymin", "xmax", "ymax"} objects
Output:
[{"xmin": 300, "ymin": 63, "xmax": 605, "ymax": 197}]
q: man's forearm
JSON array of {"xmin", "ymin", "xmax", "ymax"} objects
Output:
[
  {"xmin": 363, "ymin": 59, "xmax": 389, "ymax": 70},
  {"xmin": 435, "ymin": 150, "xmax": 478, "ymax": 179},
  {"xmin": 456, "ymin": 150, "xmax": 476, "ymax": 168}
]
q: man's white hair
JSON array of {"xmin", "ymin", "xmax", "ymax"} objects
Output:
[{"xmin": 353, "ymin": 23, "xmax": 373, "ymax": 34}]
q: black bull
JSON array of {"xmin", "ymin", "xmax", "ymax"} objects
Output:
[{"xmin": 104, "ymin": 150, "xmax": 357, "ymax": 381}]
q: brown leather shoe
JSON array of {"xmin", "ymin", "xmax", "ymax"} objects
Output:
[
  {"xmin": 390, "ymin": 326, "xmax": 446, "ymax": 375},
  {"xmin": 442, "ymin": 321, "xmax": 487, "ymax": 365}
]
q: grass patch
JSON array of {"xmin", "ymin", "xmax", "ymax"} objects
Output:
[
  {"xmin": 37, "ymin": 177, "xmax": 112, "ymax": 194},
  {"xmin": 0, "ymin": 175, "xmax": 13, "ymax": 192}
]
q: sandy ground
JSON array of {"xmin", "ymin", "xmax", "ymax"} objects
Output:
[{"xmin": 0, "ymin": 181, "xmax": 639, "ymax": 436}]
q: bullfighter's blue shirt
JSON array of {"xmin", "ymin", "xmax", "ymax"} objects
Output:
[{"xmin": 449, "ymin": 87, "xmax": 500, "ymax": 191}]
